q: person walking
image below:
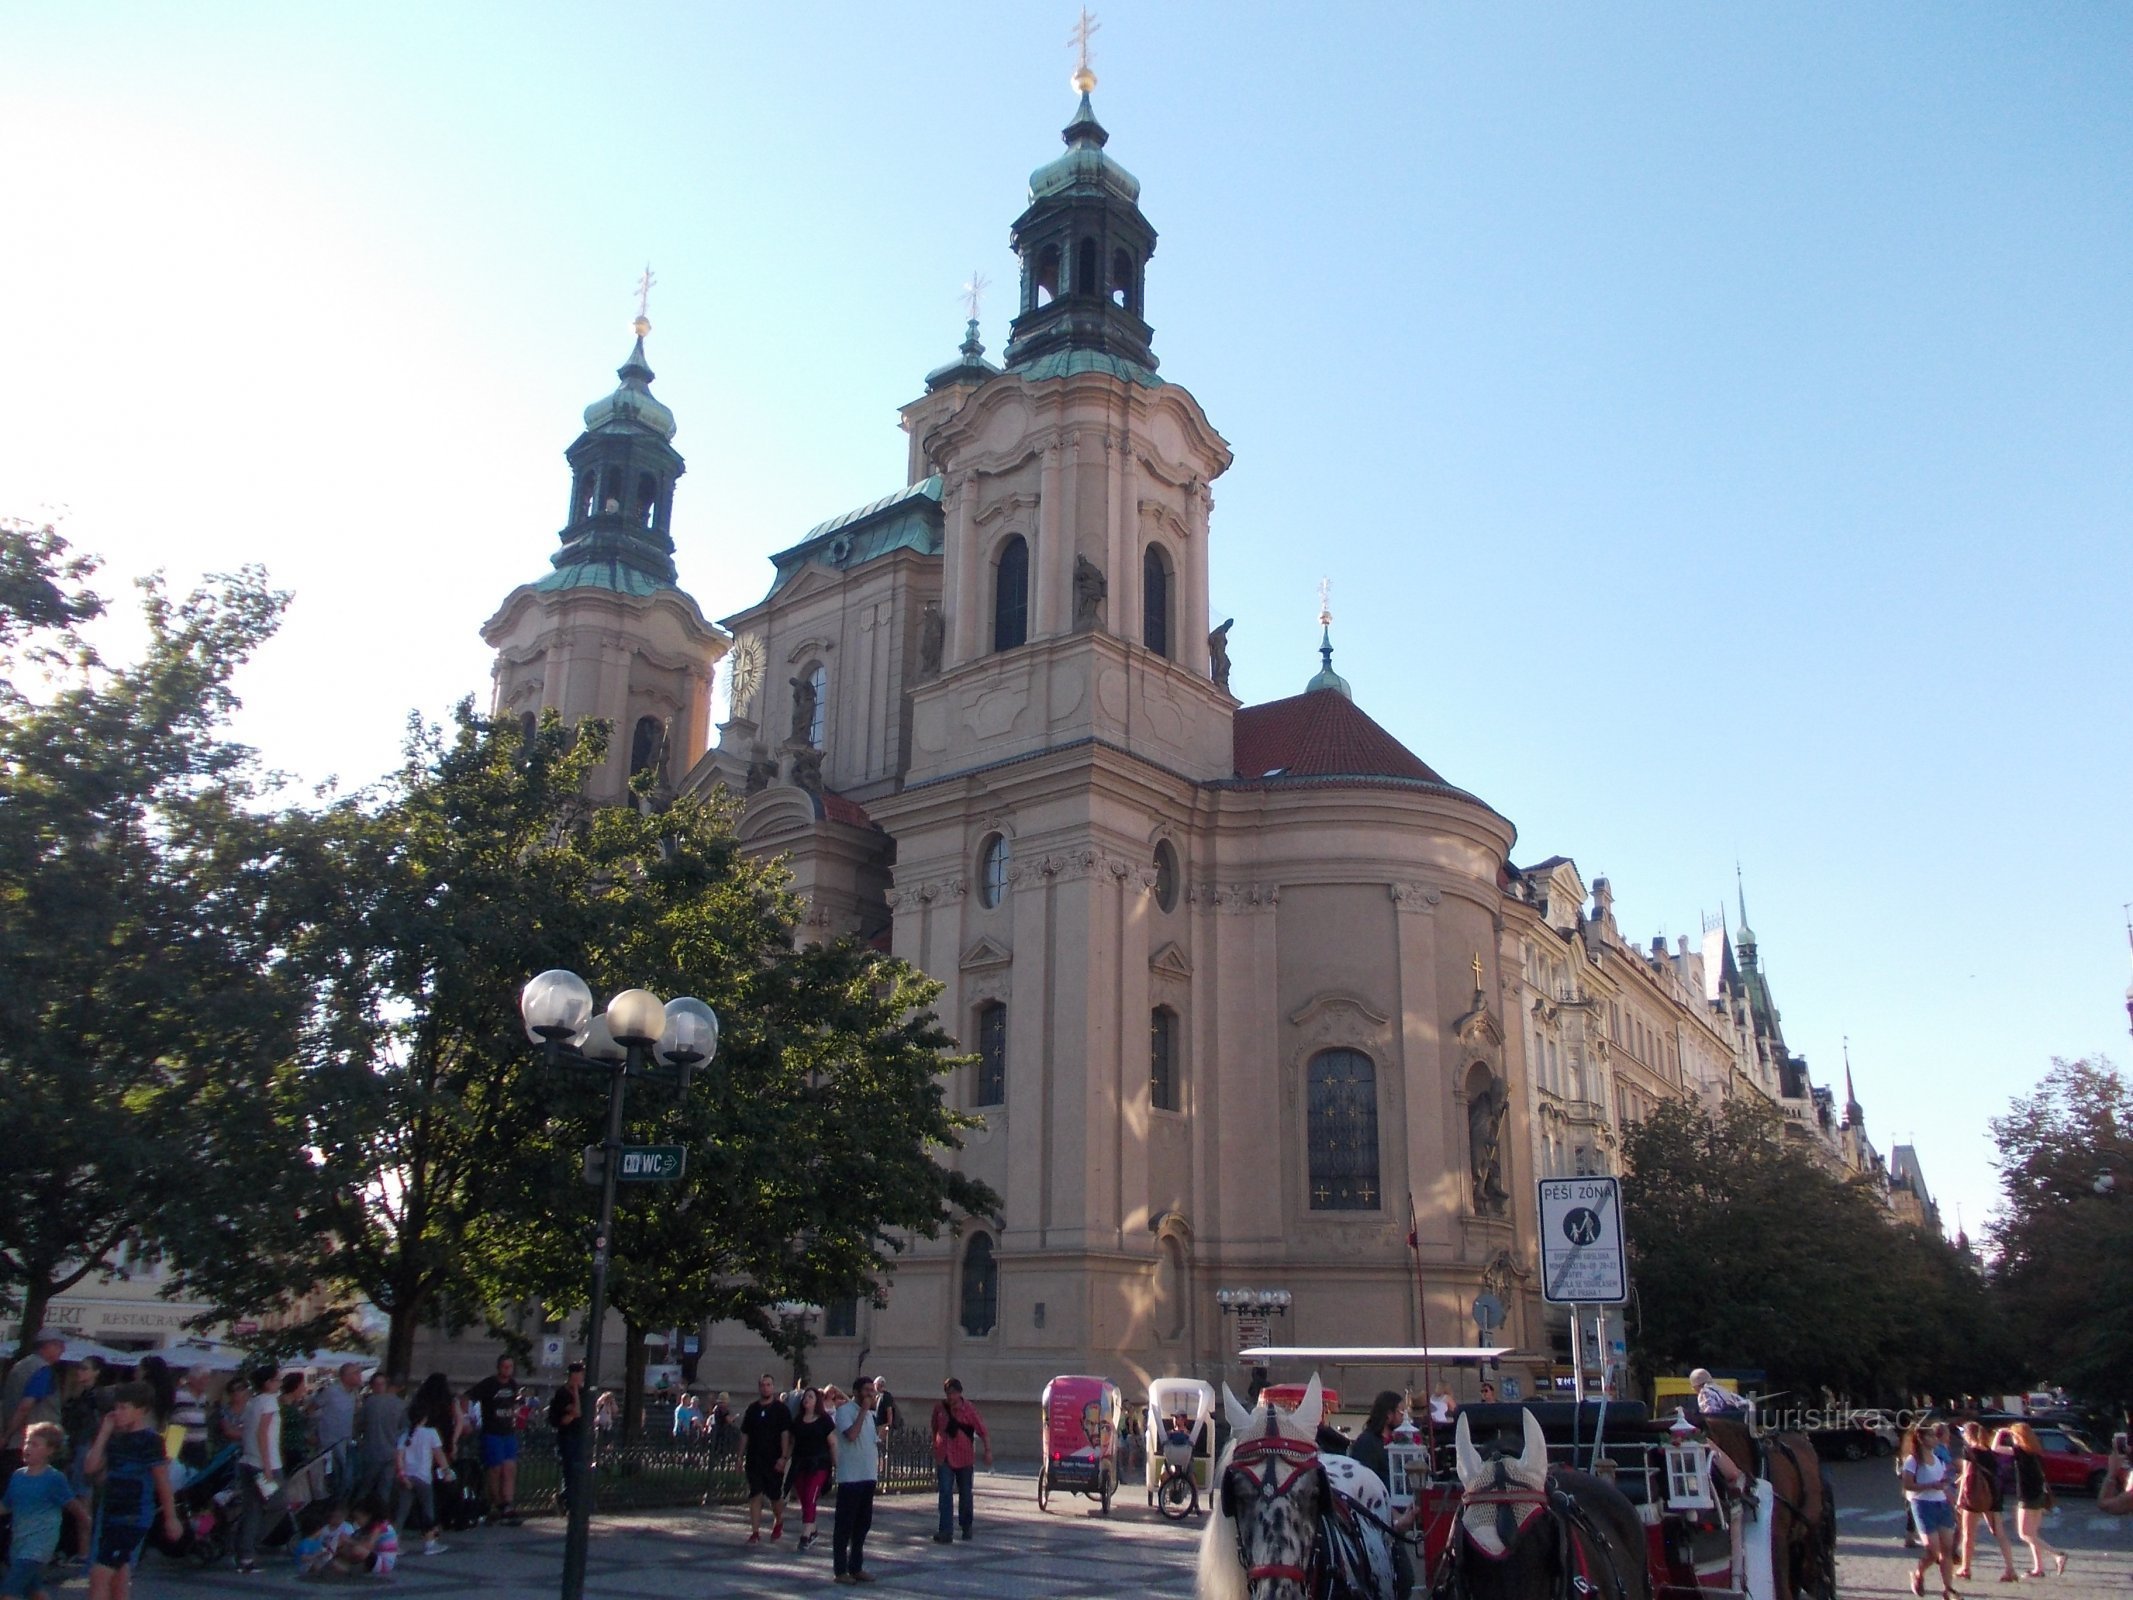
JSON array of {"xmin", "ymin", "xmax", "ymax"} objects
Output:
[
  {"xmin": 830, "ymin": 1377, "xmax": 881, "ymax": 1584},
  {"xmin": 394, "ymin": 1388, "xmax": 450, "ymax": 1557},
  {"xmin": 929, "ymin": 1378, "xmax": 991, "ymax": 1544},
  {"xmin": 1993, "ymin": 1424, "xmax": 2065, "ymax": 1577},
  {"xmin": 464, "ymin": 1356, "xmax": 525, "ymax": 1525},
  {"xmin": 739, "ymin": 1374, "xmax": 792, "ymax": 1545},
  {"xmin": 1901, "ymin": 1421, "xmax": 1960, "ymax": 1600},
  {"xmin": 354, "ymin": 1372, "xmax": 407, "ymax": 1513},
  {"xmin": 1953, "ymin": 1420, "xmax": 2017, "ymax": 1582},
  {"xmin": 312, "ymin": 1364, "xmax": 362, "ymax": 1498},
  {"xmin": 548, "ymin": 1363, "xmax": 589, "ymax": 1517},
  {"xmin": 233, "ymin": 1365, "xmax": 283, "ymax": 1576},
  {"xmin": 786, "ymin": 1387, "xmax": 834, "ymax": 1552}
]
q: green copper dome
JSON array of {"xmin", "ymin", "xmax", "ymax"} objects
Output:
[
  {"xmin": 1028, "ymin": 93, "xmax": 1141, "ymax": 204},
  {"xmin": 582, "ymin": 335, "xmax": 676, "ymax": 441}
]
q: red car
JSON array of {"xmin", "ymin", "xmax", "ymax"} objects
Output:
[{"xmin": 2027, "ymin": 1424, "xmax": 2111, "ymax": 1495}]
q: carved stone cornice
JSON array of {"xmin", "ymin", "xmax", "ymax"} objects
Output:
[
  {"xmin": 1189, "ymin": 882, "xmax": 1281, "ymax": 913},
  {"xmin": 1388, "ymin": 881, "xmax": 1443, "ymax": 910}
]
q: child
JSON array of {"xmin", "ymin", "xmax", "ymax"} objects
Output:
[
  {"xmin": 332, "ymin": 1497, "xmax": 400, "ymax": 1579},
  {"xmin": 291, "ymin": 1499, "xmax": 354, "ymax": 1577},
  {"xmin": 82, "ymin": 1382, "xmax": 181, "ymax": 1600},
  {"xmin": 2, "ymin": 1422, "xmax": 89, "ymax": 1600}
]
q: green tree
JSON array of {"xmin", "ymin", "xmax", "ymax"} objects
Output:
[
  {"xmin": 1987, "ymin": 1056, "xmax": 2133, "ymax": 1409},
  {"xmin": 0, "ymin": 527, "xmax": 306, "ymax": 1355},
  {"xmin": 1621, "ymin": 1097, "xmax": 2010, "ymax": 1403},
  {"xmin": 205, "ymin": 706, "xmax": 992, "ymax": 1379}
]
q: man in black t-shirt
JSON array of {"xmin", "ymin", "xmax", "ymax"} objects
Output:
[
  {"xmin": 465, "ymin": 1355, "xmax": 525, "ymax": 1524},
  {"xmin": 547, "ymin": 1362, "xmax": 590, "ymax": 1515},
  {"xmin": 738, "ymin": 1373, "xmax": 792, "ymax": 1544}
]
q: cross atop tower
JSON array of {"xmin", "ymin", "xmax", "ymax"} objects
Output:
[
  {"xmin": 1069, "ymin": 7, "xmax": 1100, "ymax": 92},
  {"xmin": 633, "ymin": 264, "xmax": 657, "ymax": 339},
  {"xmin": 1318, "ymin": 576, "xmax": 1333, "ymax": 629},
  {"xmin": 962, "ymin": 269, "xmax": 989, "ymax": 323}
]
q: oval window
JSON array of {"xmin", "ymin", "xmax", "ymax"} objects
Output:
[
  {"xmin": 979, "ymin": 833, "xmax": 1011, "ymax": 908},
  {"xmin": 1153, "ymin": 839, "xmax": 1179, "ymax": 912}
]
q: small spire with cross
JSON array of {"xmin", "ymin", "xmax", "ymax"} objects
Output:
[
  {"xmin": 962, "ymin": 269, "xmax": 989, "ymax": 324},
  {"xmin": 1069, "ymin": 7, "xmax": 1100, "ymax": 94},
  {"xmin": 1318, "ymin": 577, "xmax": 1333, "ymax": 630},
  {"xmin": 633, "ymin": 263, "xmax": 657, "ymax": 340}
]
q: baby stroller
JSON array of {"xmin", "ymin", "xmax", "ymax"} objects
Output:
[{"xmin": 154, "ymin": 1444, "xmax": 240, "ymax": 1565}]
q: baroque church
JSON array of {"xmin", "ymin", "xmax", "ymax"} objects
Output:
[{"xmin": 482, "ymin": 75, "xmax": 1568, "ymax": 1406}]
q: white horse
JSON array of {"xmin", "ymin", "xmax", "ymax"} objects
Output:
[{"xmin": 1196, "ymin": 1374, "xmax": 1400, "ymax": 1600}]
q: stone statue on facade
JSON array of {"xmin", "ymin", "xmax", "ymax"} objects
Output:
[
  {"xmin": 1073, "ymin": 554, "xmax": 1107, "ymax": 630},
  {"xmin": 1208, "ymin": 617, "xmax": 1234, "ymax": 691},
  {"xmin": 786, "ymin": 744, "xmax": 824, "ymax": 796},
  {"xmin": 917, "ymin": 601, "xmax": 944, "ymax": 678},
  {"xmin": 789, "ymin": 674, "xmax": 817, "ymax": 744},
  {"xmin": 1469, "ymin": 1073, "xmax": 1511, "ymax": 1217},
  {"xmin": 744, "ymin": 752, "xmax": 780, "ymax": 794}
]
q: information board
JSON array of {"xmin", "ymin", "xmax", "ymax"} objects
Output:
[{"xmin": 1537, "ymin": 1176, "xmax": 1627, "ymax": 1304}]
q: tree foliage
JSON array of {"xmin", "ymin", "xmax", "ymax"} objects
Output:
[
  {"xmin": 0, "ymin": 523, "xmax": 307, "ymax": 1355},
  {"xmin": 1986, "ymin": 1056, "xmax": 2133, "ymax": 1410},
  {"xmin": 194, "ymin": 705, "xmax": 994, "ymax": 1377},
  {"xmin": 1622, "ymin": 1097, "xmax": 2013, "ymax": 1403}
]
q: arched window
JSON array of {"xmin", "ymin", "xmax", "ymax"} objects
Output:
[
  {"xmin": 1142, "ymin": 544, "xmax": 1172, "ymax": 657},
  {"xmin": 1150, "ymin": 1006, "xmax": 1179, "ymax": 1111},
  {"xmin": 960, "ymin": 1233, "xmax": 999, "ymax": 1336},
  {"xmin": 992, "ymin": 537, "xmax": 1029, "ymax": 651},
  {"xmin": 1307, "ymin": 1048, "xmax": 1381, "ymax": 1210},
  {"xmin": 635, "ymin": 472, "xmax": 658, "ymax": 528},
  {"xmin": 1110, "ymin": 247, "xmax": 1134, "ymax": 310},
  {"xmin": 519, "ymin": 710, "xmax": 538, "ymax": 745},
  {"xmin": 805, "ymin": 662, "xmax": 827, "ymax": 748},
  {"xmin": 629, "ymin": 715, "xmax": 664, "ymax": 778},
  {"xmin": 978, "ymin": 833, "xmax": 1010, "ymax": 908},
  {"xmin": 1153, "ymin": 839, "xmax": 1179, "ymax": 912},
  {"xmin": 1076, "ymin": 238, "xmax": 1098, "ymax": 297},
  {"xmin": 974, "ymin": 1001, "xmax": 1006, "ymax": 1106},
  {"xmin": 574, "ymin": 470, "xmax": 595, "ymax": 522},
  {"xmin": 1035, "ymin": 245, "xmax": 1060, "ymax": 307}
]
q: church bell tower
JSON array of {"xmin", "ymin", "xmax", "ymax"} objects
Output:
[{"xmin": 481, "ymin": 292, "xmax": 728, "ymax": 804}]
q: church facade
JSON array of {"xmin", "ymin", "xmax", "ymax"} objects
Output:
[{"xmin": 479, "ymin": 79, "xmax": 1896, "ymax": 1410}]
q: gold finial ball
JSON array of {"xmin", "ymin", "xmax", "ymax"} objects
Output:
[
  {"xmin": 632, "ymin": 314, "xmax": 651, "ymax": 339},
  {"xmin": 1071, "ymin": 65, "xmax": 1097, "ymax": 94}
]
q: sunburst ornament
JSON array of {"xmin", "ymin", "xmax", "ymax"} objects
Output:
[{"xmin": 727, "ymin": 634, "xmax": 765, "ymax": 716}]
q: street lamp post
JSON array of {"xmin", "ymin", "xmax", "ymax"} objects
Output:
[
  {"xmin": 519, "ymin": 970, "xmax": 719, "ymax": 1600},
  {"xmin": 1215, "ymin": 1287, "xmax": 1293, "ymax": 1403}
]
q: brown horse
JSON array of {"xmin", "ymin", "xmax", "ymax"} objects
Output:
[{"xmin": 1703, "ymin": 1419, "xmax": 1836, "ymax": 1600}]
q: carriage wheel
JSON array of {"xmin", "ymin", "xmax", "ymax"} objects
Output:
[
  {"xmin": 1037, "ymin": 1463, "xmax": 1051, "ymax": 1513},
  {"xmin": 1159, "ymin": 1469, "xmax": 1197, "ymax": 1521}
]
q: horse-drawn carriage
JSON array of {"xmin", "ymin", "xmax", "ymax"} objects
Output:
[{"xmin": 1198, "ymin": 1355, "xmax": 1836, "ymax": 1600}]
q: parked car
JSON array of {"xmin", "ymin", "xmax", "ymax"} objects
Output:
[
  {"xmin": 1809, "ymin": 1410, "xmax": 1898, "ymax": 1460},
  {"xmin": 2026, "ymin": 1424, "xmax": 2111, "ymax": 1496}
]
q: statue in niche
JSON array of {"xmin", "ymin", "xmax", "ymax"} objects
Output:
[
  {"xmin": 1073, "ymin": 554, "xmax": 1107, "ymax": 630},
  {"xmin": 786, "ymin": 745, "xmax": 824, "ymax": 796},
  {"xmin": 1208, "ymin": 617, "xmax": 1234, "ymax": 691},
  {"xmin": 1468, "ymin": 1072, "xmax": 1511, "ymax": 1217},
  {"xmin": 744, "ymin": 753, "xmax": 780, "ymax": 794},
  {"xmin": 788, "ymin": 674, "xmax": 817, "ymax": 744},
  {"xmin": 917, "ymin": 602, "xmax": 945, "ymax": 678}
]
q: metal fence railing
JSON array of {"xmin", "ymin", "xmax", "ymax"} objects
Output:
[{"xmin": 501, "ymin": 1424, "xmax": 934, "ymax": 1517}]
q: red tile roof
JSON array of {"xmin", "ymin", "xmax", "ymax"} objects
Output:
[
  {"xmin": 817, "ymin": 788, "xmax": 880, "ymax": 830},
  {"xmin": 1230, "ymin": 690, "xmax": 1452, "ymax": 787}
]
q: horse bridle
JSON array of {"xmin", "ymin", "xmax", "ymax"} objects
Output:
[{"xmin": 1226, "ymin": 1433, "xmax": 1325, "ymax": 1589}]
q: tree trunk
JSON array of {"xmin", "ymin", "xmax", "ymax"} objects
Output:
[
  {"xmin": 620, "ymin": 1320, "xmax": 649, "ymax": 1446},
  {"xmin": 12, "ymin": 1281, "xmax": 54, "ymax": 1362}
]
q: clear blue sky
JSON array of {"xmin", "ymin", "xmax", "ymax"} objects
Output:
[{"xmin": 4, "ymin": 3, "xmax": 2128, "ymax": 1246}]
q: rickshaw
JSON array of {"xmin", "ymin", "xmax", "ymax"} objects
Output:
[
  {"xmin": 1143, "ymin": 1376, "xmax": 1215, "ymax": 1519},
  {"xmin": 1038, "ymin": 1374, "xmax": 1122, "ymax": 1515}
]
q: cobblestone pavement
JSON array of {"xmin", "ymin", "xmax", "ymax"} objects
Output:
[{"xmin": 114, "ymin": 1457, "xmax": 2133, "ymax": 1599}]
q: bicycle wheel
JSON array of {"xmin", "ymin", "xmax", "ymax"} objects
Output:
[
  {"xmin": 1159, "ymin": 1470, "xmax": 1195, "ymax": 1520},
  {"xmin": 1036, "ymin": 1463, "xmax": 1051, "ymax": 1513}
]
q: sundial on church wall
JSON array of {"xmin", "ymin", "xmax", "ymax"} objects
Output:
[{"xmin": 727, "ymin": 634, "xmax": 765, "ymax": 719}]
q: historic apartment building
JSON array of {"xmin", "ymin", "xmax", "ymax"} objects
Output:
[{"xmin": 476, "ymin": 74, "xmax": 1925, "ymax": 1404}]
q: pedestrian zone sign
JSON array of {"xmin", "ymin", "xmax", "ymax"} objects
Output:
[
  {"xmin": 1537, "ymin": 1176, "xmax": 1627, "ymax": 1305},
  {"xmin": 618, "ymin": 1144, "xmax": 687, "ymax": 1182}
]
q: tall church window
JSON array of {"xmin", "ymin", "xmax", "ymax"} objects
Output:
[
  {"xmin": 635, "ymin": 472, "xmax": 658, "ymax": 528},
  {"xmin": 1035, "ymin": 245, "xmax": 1060, "ymax": 307},
  {"xmin": 519, "ymin": 710, "xmax": 538, "ymax": 745},
  {"xmin": 1153, "ymin": 839, "xmax": 1179, "ymax": 912},
  {"xmin": 823, "ymin": 1296, "xmax": 858, "ymax": 1338},
  {"xmin": 574, "ymin": 470, "xmax": 595, "ymax": 522},
  {"xmin": 1076, "ymin": 238, "xmax": 1098, "ymax": 297},
  {"xmin": 1150, "ymin": 1007, "xmax": 1179, "ymax": 1111},
  {"xmin": 630, "ymin": 715, "xmax": 664, "ymax": 779},
  {"xmin": 805, "ymin": 663, "xmax": 827, "ymax": 748},
  {"xmin": 978, "ymin": 833, "xmax": 1010, "ymax": 908},
  {"xmin": 974, "ymin": 1001, "xmax": 1006, "ymax": 1106},
  {"xmin": 1307, "ymin": 1048, "xmax": 1381, "ymax": 1211},
  {"xmin": 993, "ymin": 537, "xmax": 1029, "ymax": 651},
  {"xmin": 960, "ymin": 1233, "xmax": 998, "ymax": 1336},
  {"xmin": 1142, "ymin": 544, "xmax": 1172, "ymax": 657},
  {"xmin": 1110, "ymin": 247, "xmax": 1135, "ymax": 311}
]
